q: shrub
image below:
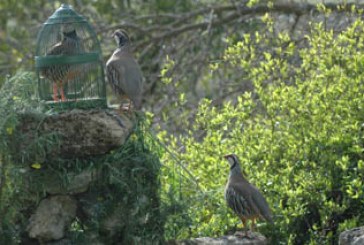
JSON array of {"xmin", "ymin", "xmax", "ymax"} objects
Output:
[{"xmin": 160, "ymin": 7, "xmax": 364, "ymax": 244}]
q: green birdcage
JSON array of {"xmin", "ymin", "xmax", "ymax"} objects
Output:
[{"xmin": 35, "ymin": 4, "xmax": 106, "ymax": 109}]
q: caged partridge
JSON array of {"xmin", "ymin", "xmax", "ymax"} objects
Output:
[
  {"xmin": 41, "ymin": 28, "xmax": 82, "ymax": 101},
  {"xmin": 224, "ymin": 153, "xmax": 273, "ymax": 237},
  {"xmin": 106, "ymin": 29, "xmax": 143, "ymax": 111}
]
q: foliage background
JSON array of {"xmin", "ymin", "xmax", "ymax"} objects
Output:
[{"xmin": 1, "ymin": 0, "xmax": 364, "ymax": 244}]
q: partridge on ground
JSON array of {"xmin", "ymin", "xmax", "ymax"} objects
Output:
[
  {"xmin": 224, "ymin": 153, "xmax": 273, "ymax": 237},
  {"xmin": 41, "ymin": 29, "xmax": 81, "ymax": 101},
  {"xmin": 106, "ymin": 29, "xmax": 143, "ymax": 110}
]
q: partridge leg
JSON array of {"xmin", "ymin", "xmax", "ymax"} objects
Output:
[
  {"xmin": 59, "ymin": 80, "xmax": 66, "ymax": 101},
  {"xmin": 242, "ymin": 218, "xmax": 249, "ymax": 238},
  {"xmin": 246, "ymin": 218, "xmax": 257, "ymax": 239},
  {"xmin": 53, "ymin": 83, "xmax": 59, "ymax": 101},
  {"xmin": 235, "ymin": 217, "xmax": 249, "ymax": 238},
  {"xmin": 127, "ymin": 99, "xmax": 132, "ymax": 112},
  {"xmin": 251, "ymin": 218, "xmax": 256, "ymax": 232}
]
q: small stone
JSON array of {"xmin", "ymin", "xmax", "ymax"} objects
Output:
[
  {"xmin": 339, "ymin": 226, "xmax": 364, "ymax": 245},
  {"xmin": 175, "ymin": 233, "xmax": 268, "ymax": 245},
  {"xmin": 27, "ymin": 195, "xmax": 77, "ymax": 242},
  {"xmin": 44, "ymin": 169, "xmax": 102, "ymax": 195}
]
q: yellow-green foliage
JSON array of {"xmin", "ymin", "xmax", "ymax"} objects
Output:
[{"xmin": 160, "ymin": 11, "xmax": 364, "ymax": 244}]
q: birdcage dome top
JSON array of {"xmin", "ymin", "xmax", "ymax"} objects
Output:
[
  {"xmin": 35, "ymin": 3, "xmax": 101, "ymax": 57},
  {"xmin": 45, "ymin": 4, "xmax": 85, "ymax": 25}
]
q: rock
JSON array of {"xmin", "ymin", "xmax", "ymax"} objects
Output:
[
  {"xmin": 44, "ymin": 168, "xmax": 102, "ymax": 195},
  {"xmin": 17, "ymin": 109, "xmax": 134, "ymax": 159},
  {"xmin": 27, "ymin": 195, "xmax": 77, "ymax": 242},
  {"xmin": 172, "ymin": 232, "xmax": 268, "ymax": 245},
  {"xmin": 100, "ymin": 204, "xmax": 127, "ymax": 238},
  {"xmin": 46, "ymin": 238, "xmax": 72, "ymax": 245},
  {"xmin": 78, "ymin": 191, "xmax": 127, "ymax": 239},
  {"xmin": 45, "ymin": 233, "xmax": 104, "ymax": 245},
  {"xmin": 339, "ymin": 226, "xmax": 364, "ymax": 245},
  {"xmin": 274, "ymin": 13, "xmax": 297, "ymax": 35},
  {"xmin": 42, "ymin": 109, "xmax": 133, "ymax": 157}
]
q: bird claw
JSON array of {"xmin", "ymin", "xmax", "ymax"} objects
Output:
[
  {"xmin": 118, "ymin": 101, "xmax": 133, "ymax": 113},
  {"xmin": 118, "ymin": 105, "xmax": 130, "ymax": 112}
]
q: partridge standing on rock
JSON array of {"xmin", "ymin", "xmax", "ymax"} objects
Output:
[
  {"xmin": 106, "ymin": 29, "xmax": 143, "ymax": 110},
  {"xmin": 224, "ymin": 153, "xmax": 273, "ymax": 237},
  {"xmin": 41, "ymin": 29, "xmax": 82, "ymax": 101}
]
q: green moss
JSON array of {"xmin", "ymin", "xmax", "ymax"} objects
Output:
[{"xmin": 0, "ymin": 72, "xmax": 165, "ymax": 244}]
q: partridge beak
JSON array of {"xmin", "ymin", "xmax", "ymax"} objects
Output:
[{"xmin": 223, "ymin": 154, "xmax": 230, "ymax": 159}]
